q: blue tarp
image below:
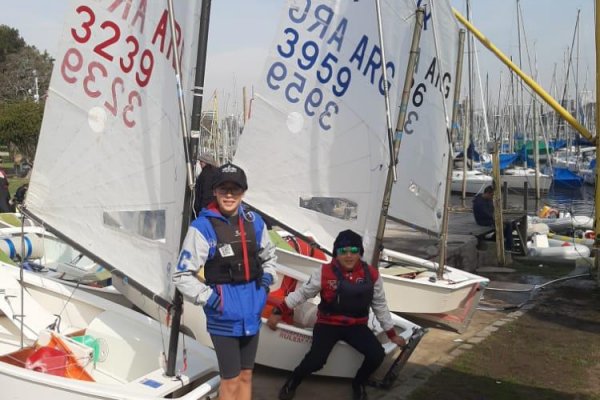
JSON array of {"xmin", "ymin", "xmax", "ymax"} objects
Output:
[
  {"xmin": 482, "ymin": 153, "xmax": 519, "ymax": 171},
  {"xmin": 552, "ymin": 167, "xmax": 583, "ymax": 187},
  {"xmin": 549, "ymin": 139, "xmax": 567, "ymax": 151}
]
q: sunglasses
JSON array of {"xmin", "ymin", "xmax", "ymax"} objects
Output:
[
  {"xmin": 215, "ymin": 186, "xmax": 244, "ymax": 196},
  {"xmin": 336, "ymin": 246, "xmax": 360, "ymax": 255}
]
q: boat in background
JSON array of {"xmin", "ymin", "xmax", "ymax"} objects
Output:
[
  {"xmin": 501, "ymin": 167, "xmax": 552, "ymax": 191},
  {"xmin": 0, "ymin": 217, "xmax": 129, "ymax": 307},
  {"xmin": 451, "ymin": 169, "xmax": 493, "ymax": 194},
  {"xmin": 524, "ymin": 233, "xmax": 590, "ymax": 262}
]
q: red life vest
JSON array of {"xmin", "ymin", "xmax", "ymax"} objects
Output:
[{"xmin": 317, "ymin": 260, "xmax": 378, "ymax": 326}]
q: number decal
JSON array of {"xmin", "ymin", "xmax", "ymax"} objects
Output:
[
  {"xmin": 136, "ymin": 49, "xmax": 154, "ymax": 87},
  {"xmin": 61, "ymin": 47, "xmax": 84, "ymax": 84},
  {"xmin": 105, "ymin": 77, "xmax": 124, "ymax": 116},
  {"xmin": 267, "ymin": 62, "xmax": 287, "ymax": 90},
  {"xmin": 120, "ymin": 36, "xmax": 139, "ymax": 73},
  {"xmin": 404, "ymin": 111, "xmax": 419, "ymax": 134},
  {"xmin": 71, "ymin": 5, "xmax": 95, "ymax": 44},
  {"xmin": 304, "ymin": 88, "xmax": 323, "ymax": 116},
  {"xmin": 94, "ymin": 20, "xmax": 120, "ymax": 61},
  {"xmin": 319, "ymin": 101, "xmax": 339, "ymax": 131},
  {"xmin": 83, "ymin": 61, "xmax": 108, "ymax": 98},
  {"xmin": 277, "ymin": 27, "xmax": 299, "ymax": 58},
  {"xmin": 285, "ymin": 72, "xmax": 306, "ymax": 104},
  {"xmin": 123, "ymin": 91, "xmax": 142, "ymax": 128}
]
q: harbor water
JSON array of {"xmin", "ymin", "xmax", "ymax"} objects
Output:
[{"xmin": 452, "ymin": 183, "xmax": 595, "ymax": 218}]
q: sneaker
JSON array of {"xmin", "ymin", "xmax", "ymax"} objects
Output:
[
  {"xmin": 352, "ymin": 382, "xmax": 368, "ymax": 400},
  {"xmin": 278, "ymin": 376, "xmax": 300, "ymax": 400}
]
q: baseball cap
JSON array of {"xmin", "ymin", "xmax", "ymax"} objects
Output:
[{"xmin": 212, "ymin": 162, "xmax": 248, "ymax": 190}]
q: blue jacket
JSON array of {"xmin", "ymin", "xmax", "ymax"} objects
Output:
[{"xmin": 173, "ymin": 204, "xmax": 278, "ymax": 337}]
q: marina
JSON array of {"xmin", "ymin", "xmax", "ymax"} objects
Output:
[{"xmin": 0, "ymin": 0, "xmax": 599, "ymax": 399}]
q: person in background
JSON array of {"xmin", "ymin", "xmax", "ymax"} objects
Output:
[
  {"xmin": 472, "ymin": 185, "xmax": 513, "ymax": 250},
  {"xmin": 173, "ymin": 162, "xmax": 277, "ymax": 400},
  {"xmin": 13, "ymin": 183, "xmax": 28, "ymax": 205},
  {"xmin": 0, "ymin": 168, "xmax": 11, "ymax": 212},
  {"xmin": 472, "ymin": 185, "xmax": 495, "ymax": 226},
  {"xmin": 267, "ymin": 229, "xmax": 406, "ymax": 400},
  {"xmin": 193, "ymin": 153, "xmax": 219, "ymax": 217}
]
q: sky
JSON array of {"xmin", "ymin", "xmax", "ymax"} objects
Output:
[{"xmin": 0, "ymin": 0, "xmax": 595, "ymax": 116}]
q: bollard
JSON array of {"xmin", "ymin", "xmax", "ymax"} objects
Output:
[
  {"xmin": 502, "ymin": 181, "xmax": 508, "ymax": 210},
  {"xmin": 523, "ymin": 181, "xmax": 528, "ymax": 213}
]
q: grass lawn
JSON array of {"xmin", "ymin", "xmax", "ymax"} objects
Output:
[{"xmin": 408, "ymin": 283, "xmax": 600, "ymax": 400}]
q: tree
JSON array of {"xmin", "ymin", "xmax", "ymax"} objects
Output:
[
  {"xmin": 0, "ymin": 25, "xmax": 25, "ymax": 63},
  {"xmin": 0, "ymin": 101, "xmax": 44, "ymax": 162},
  {"xmin": 0, "ymin": 25, "xmax": 53, "ymax": 103}
]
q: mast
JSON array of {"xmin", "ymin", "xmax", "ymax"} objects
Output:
[
  {"xmin": 371, "ymin": 7, "xmax": 424, "ymax": 267},
  {"xmin": 461, "ymin": 0, "xmax": 473, "ymax": 207},
  {"xmin": 165, "ymin": 0, "xmax": 204, "ymax": 377},
  {"xmin": 438, "ymin": 29, "xmax": 466, "ymax": 279},
  {"xmin": 190, "ymin": 0, "xmax": 213, "ymax": 160},
  {"xmin": 375, "ymin": 0, "xmax": 398, "ymax": 183},
  {"xmin": 533, "ymin": 100, "xmax": 540, "ymax": 209},
  {"xmin": 516, "ymin": 0, "xmax": 525, "ymax": 149}
]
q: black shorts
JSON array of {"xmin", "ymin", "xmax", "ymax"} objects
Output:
[{"xmin": 210, "ymin": 333, "xmax": 260, "ymax": 379}]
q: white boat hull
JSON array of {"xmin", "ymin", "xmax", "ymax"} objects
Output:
[
  {"xmin": 527, "ymin": 237, "xmax": 591, "ymax": 261},
  {"xmin": 0, "ymin": 223, "xmax": 131, "ymax": 308},
  {"xmin": 450, "ymin": 170, "xmax": 493, "ymax": 194},
  {"xmin": 0, "ymin": 266, "xmax": 220, "ymax": 399},
  {"xmin": 500, "ymin": 169, "xmax": 552, "ymax": 191},
  {"xmin": 115, "ymin": 265, "xmax": 423, "ymax": 379},
  {"xmin": 528, "ymin": 215, "xmax": 594, "ymax": 234},
  {"xmin": 276, "ymin": 248, "xmax": 488, "ymax": 313}
]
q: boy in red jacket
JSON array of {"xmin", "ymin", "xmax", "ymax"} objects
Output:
[{"xmin": 267, "ymin": 230, "xmax": 405, "ymax": 400}]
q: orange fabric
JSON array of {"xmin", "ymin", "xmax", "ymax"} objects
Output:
[
  {"xmin": 261, "ymin": 276, "xmax": 297, "ymax": 324},
  {"xmin": 284, "ymin": 236, "xmax": 327, "ymax": 260},
  {"xmin": 42, "ymin": 334, "xmax": 95, "ymax": 381}
]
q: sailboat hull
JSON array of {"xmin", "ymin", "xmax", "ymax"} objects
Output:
[
  {"xmin": 0, "ymin": 266, "xmax": 220, "ymax": 399},
  {"xmin": 450, "ymin": 170, "xmax": 493, "ymax": 194},
  {"xmin": 0, "ymin": 221, "xmax": 131, "ymax": 308},
  {"xmin": 275, "ymin": 248, "xmax": 488, "ymax": 328},
  {"xmin": 500, "ymin": 169, "xmax": 552, "ymax": 191},
  {"xmin": 115, "ymin": 266, "xmax": 422, "ymax": 379}
]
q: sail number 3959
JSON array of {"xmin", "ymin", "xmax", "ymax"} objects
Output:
[{"xmin": 266, "ymin": 27, "xmax": 351, "ymax": 131}]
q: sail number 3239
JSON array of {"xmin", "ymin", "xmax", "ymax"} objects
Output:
[{"xmin": 60, "ymin": 5, "xmax": 155, "ymax": 129}]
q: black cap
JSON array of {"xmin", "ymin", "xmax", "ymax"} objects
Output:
[
  {"xmin": 212, "ymin": 162, "xmax": 248, "ymax": 190},
  {"xmin": 333, "ymin": 229, "xmax": 364, "ymax": 256}
]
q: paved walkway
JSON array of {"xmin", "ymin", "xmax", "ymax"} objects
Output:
[{"xmin": 252, "ymin": 300, "xmax": 534, "ymax": 399}]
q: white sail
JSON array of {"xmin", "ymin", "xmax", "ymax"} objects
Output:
[
  {"xmin": 388, "ymin": 0, "xmax": 459, "ymax": 234},
  {"xmin": 234, "ymin": 0, "xmax": 418, "ymax": 260},
  {"xmin": 25, "ymin": 0, "xmax": 201, "ymax": 300}
]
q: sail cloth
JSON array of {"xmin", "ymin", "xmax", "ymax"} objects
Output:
[
  {"xmin": 234, "ymin": 0, "xmax": 418, "ymax": 261},
  {"xmin": 26, "ymin": 1, "xmax": 201, "ymax": 300},
  {"xmin": 388, "ymin": 0, "xmax": 459, "ymax": 235}
]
